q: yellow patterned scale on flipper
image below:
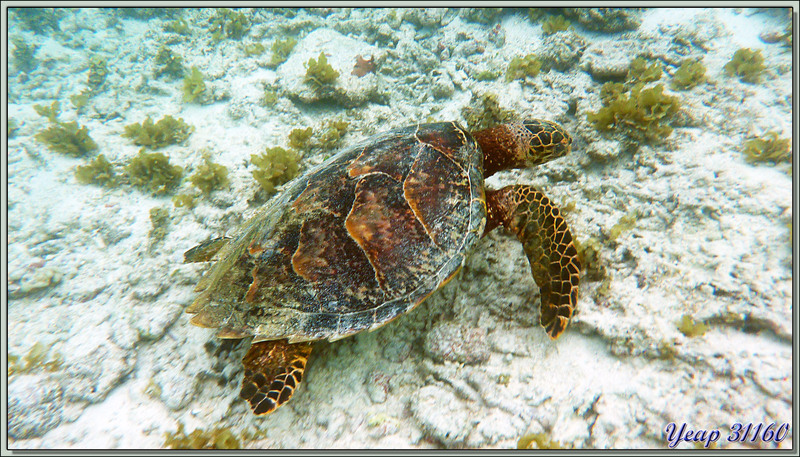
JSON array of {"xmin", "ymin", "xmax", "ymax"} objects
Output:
[
  {"xmin": 184, "ymin": 118, "xmax": 581, "ymax": 415},
  {"xmin": 485, "ymin": 186, "xmax": 580, "ymax": 338},
  {"xmin": 239, "ymin": 340, "xmax": 313, "ymax": 415}
]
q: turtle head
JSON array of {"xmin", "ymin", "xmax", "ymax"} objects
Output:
[
  {"xmin": 474, "ymin": 119, "xmax": 572, "ymax": 177},
  {"xmin": 519, "ymin": 119, "xmax": 572, "ymax": 167}
]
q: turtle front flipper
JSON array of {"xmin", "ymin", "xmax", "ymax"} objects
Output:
[
  {"xmin": 485, "ymin": 185, "xmax": 580, "ymax": 339},
  {"xmin": 240, "ymin": 339, "xmax": 313, "ymax": 415}
]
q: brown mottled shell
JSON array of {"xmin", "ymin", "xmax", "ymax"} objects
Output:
[{"xmin": 187, "ymin": 122, "xmax": 487, "ymax": 343}]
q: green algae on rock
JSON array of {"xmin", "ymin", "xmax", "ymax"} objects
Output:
[
  {"xmin": 70, "ymin": 91, "xmax": 91, "ymax": 113},
  {"xmin": 608, "ymin": 211, "xmax": 639, "ymax": 241},
  {"xmin": 242, "ymin": 41, "xmax": 266, "ymax": 57},
  {"xmin": 573, "ymin": 236, "xmax": 607, "ymax": 282},
  {"xmin": 8, "ymin": 342, "xmax": 64, "ymax": 376},
  {"xmin": 671, "ymin": 58, "xmax": 707, "ymax": 90},
  {"xmin": 164, "ymin": 16, "xmax": 190, "ymax": 35},
  {"xmin": 75, "ymin": 154, "xmax": 116, "ymax": 186},
  {"xmin": 189, "ymin": 157, "xmax": 229, "ymax": 193},
  {"xmin": 125, "ymin": 149, "xmax": 183, "ymax": 195},
  {"xmin": 164, "ymin": 423, "xmax": 241, "ymax": 449},
  {"xmin": 587, "ymin": 82, "xmax": 680, "ymax": 144},
  {"xmin": 87, "ymin": 56, "xmax": 109, "ymax": 91},
  {"xmin": 149, "ymin": 206, "xmax": 170, "ymax": 247},
  {"xmin": 209, "ymin": 8, "xmax": 250, "ymax": 42},
  {"xmin": 12, "ymin": 38, "xmax": 38, "ymax": 73},
  {"xmin": 518, "ymin": 432, "xmax": 565, "ymax": 449},
  {"xmin": 261, "ymin": 85, "xmax": 280, "ymax": 107},
  {"xmin": 288, "ymin": 127, "xmax": 314, "ymax": 149},
  {"xmin": 250, "ymin": 146, "xmax": 300, "ymax": 194},
  {"xmin": 627, "ymin": 57, "xmax": 662, "ymax": 84},
  {"xmin": 304, "ymin": 51, "xmax": 339, "ymax": 88},
  {"xmin": 541, "ymin": 14, "xmax": 571, "ymax": 35},
  {"xmin": 172, "ymin": 193, "xmax": 197, "ymax": 209},
  {"xmin": 505, "ymin": 54, "xmax": 541, "ymax": 82},
  {"xmin": 317, "ymin": 118, "xmax": 349, "ymax": 150},
  {"xmin": 123, "ymin": 115, "xmax": 193, "ymax": 149},
  {"xmin": 723, "ymin": 48, "xmax": 766, "ymax": 83},
  {"xmin": 539, "ymin": 29, "xmax": 587, "ymax": 72},
  {"xmin": 33, "ymin": 100, "xmax": 61, "ymax": 123},
  {"xmin": 461, "ymin": 92, "xmax": 515, "ymax": 131},
  {"xmin": 270, "ymin": 37, "xmax": 297, "ymax": 67},
  {"xmin": 678, "ymin": 314, "xmax": 709, "ymax": 338},
  {"xmin": 36, "ymin": 121, "xmax": 99, "ymax": 157},
  {"xmin": 561, "ymin": 7, "xmax": 643, "ymax": 33},
  {"xmin": 743, "ymin": 131, "xmax": 791, "ymax": 164},
  {"xmin": 183, "ymin": 66, "xmax": 207, "ymax": 103},
  {"xmin": 154, "ymin": 47, "xmax": 185, "ymax": 79}
]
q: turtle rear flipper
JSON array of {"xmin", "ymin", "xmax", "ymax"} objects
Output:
[
  {"xmin": 486, "ymin": 185, "xmax": 581, "ymax": 339},
  {"xmin": 240, "ymin": 339, "xmax": 313, "ymax": 415}
]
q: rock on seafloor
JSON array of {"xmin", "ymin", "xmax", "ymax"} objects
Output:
[
  {"xmin": 6, "ymin": 6, "xmax": 793, "ymax": 450},
  {"xmin": 278, "ymin": 28, "xmax": 382, "ymax": 106}
]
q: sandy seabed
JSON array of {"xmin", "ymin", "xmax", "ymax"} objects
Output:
[{"xmin": 6, "ymin": 6, "xmax": 795, "ymax": 450}]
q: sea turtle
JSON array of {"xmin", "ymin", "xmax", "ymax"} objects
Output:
[{"xmin": 184, "ymin": 119, "xmax": 581, "ymax": 415}]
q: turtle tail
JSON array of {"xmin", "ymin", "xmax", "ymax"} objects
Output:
[
  {"xmin": 485, "ymin": 185, "xmax": 580, "ymax": 339},
  {"xmin": 239, "ymin": 339, "xmax": 313, "ymax": 415}
]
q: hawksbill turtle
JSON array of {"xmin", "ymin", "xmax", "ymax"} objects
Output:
[{"xmin": 184, "ymin": 119, "xmax": 581, "ymax": 415}]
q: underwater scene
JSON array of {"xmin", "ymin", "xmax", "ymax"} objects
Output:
[{"xmin": 6, "ymin": 7, "xmax": 794, "ymax": 450}]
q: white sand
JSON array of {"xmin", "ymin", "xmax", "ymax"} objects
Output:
[{"xmin": 6, "ymin": 6, "xmax": 793, "ymax": 450}]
